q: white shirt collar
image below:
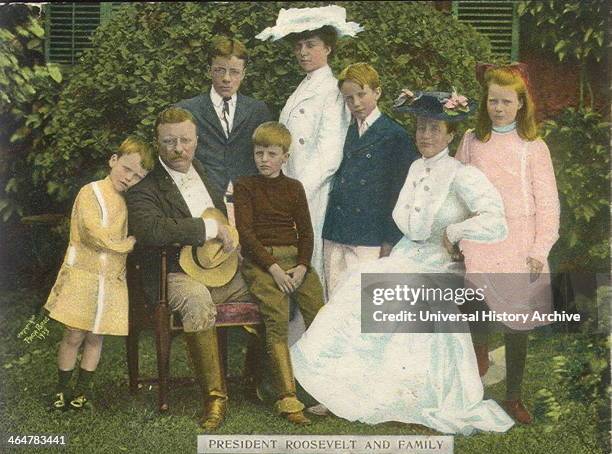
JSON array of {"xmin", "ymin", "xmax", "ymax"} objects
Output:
[
  {"xmin": 159, "ymin": 156, "xmax": 196, "ymax": 181},
  {"xmin": 210, "ymin": 87, "xmax": 237, "ymax": 107},
  {"xmin": 358, "ymin": 106, "xmax": 381, "ymax": 128},
  {"xmin": 306, "ymin": 64, "xmax": 332, "ymax": 81},
  {"xmin": 422, "ymin": 147, "xmax": 450, "ymax": 166}
]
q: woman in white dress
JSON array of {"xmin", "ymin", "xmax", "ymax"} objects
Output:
[
  {"xmin": 257, "ymin": 6, "xmax": 362, "ymax": 293},
  {"xmin": 290, "ymin": 91, "xmax": 515, "ymax": 434}
]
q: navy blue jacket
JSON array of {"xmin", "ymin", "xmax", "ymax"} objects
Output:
[
  {"xmin": 176, "ymin": 92, "xmax": 273, "ymax": 197},
  {"xmin": 322, "ymin": 113, "xmax": 418, "ymax": 246}
]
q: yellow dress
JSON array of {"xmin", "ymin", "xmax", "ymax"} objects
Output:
[{"xmin": 45, "ymin": 176, "xmax": 134, "ymax": 335}]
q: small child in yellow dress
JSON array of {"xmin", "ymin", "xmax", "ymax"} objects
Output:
[{"xmin": 44, "ymin": 137, "xmax": 154, "ymax": 410}]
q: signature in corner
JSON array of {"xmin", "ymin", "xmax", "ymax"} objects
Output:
[{"xmin": 17, "ymin": 314, "xmax": 51, "ymax": 344}]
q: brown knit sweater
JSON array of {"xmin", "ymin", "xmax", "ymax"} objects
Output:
[{"xmin": 234, "ymin": 172, "xmax": 314, "ymax": 270}]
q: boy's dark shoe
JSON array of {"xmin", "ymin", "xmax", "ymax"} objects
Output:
[
  {"xmin": 284, "ymin": 410, "xmax": 311, "ymax": 426},
  {"xmin": 503, "ymin": 399, "xmax": 532, "ymax": 425}
]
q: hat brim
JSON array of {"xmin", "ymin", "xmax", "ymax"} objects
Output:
[
  {"xmin": 178, "ymin": 207, "xmax": 240, "ymax": 287},
  {"xmin": 395, "ymin": 98, "xmax": 477, "ymax": 122},
  {"xmin": 179, "ymin": 249, "xmax": 239, "ymax": 288},
  {"xmin": 200, "ymin": 207, "xmax": 228, "ymax": 226},
  {"xmin": 256, "ymin": 22, "xmax": 363, "ymax": 42}
]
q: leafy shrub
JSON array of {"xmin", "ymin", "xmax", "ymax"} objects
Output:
[
  {"xmin": 28, "ymin": 1, "xmax": 492, "ymax": 206},
  {"xmin": 544, "ymin": 107, "xmax": 610, "ymax": 271},
  {"xmin": 535, "ymin": 334, "xmax": 610, "ymax": 450},
  {"xmin": 0, "ymin": 4, "xmax": 63, "ymax": 221},
  {"xmin": 518, "ymin": 0, "xmax": 607, "ymax": 109}
]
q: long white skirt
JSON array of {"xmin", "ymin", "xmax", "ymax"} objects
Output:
[{"xmin": 290, "ymin": 255, "xmax": 515, "ymax": 435}]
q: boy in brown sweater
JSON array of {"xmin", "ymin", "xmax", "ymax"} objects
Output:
[{"xmin": 234, "ymin": 122, "xmax": 324, "ymax": 425}]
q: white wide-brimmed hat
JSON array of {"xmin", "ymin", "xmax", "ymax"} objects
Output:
[{"xmin": 256, "ymin": 5, "xmax": 363, "ymax": 42}]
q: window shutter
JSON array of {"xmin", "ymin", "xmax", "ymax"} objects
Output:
[
  {"xmin": 44, "ymin": 2, "xmax": 122, "ymax": 65},
  {"xmin": 452, "ymin": 1, "xmax": 519, "ymax": 62}
]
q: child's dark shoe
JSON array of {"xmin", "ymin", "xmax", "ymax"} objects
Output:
[
  {"xmin": 69, "ymin": 394, "xmax": 92, "ymax": 411},
  {"xmin": 49, "ymin": 392, "xmax": 67, "ymax": 411}
]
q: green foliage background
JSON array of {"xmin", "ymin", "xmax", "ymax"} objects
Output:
[
  {"xmin": 0, "ymin": 4, "xmax": 62, "ymax": 221},
  {"xmin": 544, "ymin": 108, "xmax": 610, "ymax": 272},
  {"xmin": 518, "ymin": 0, "xmax": 610, "ymax": 272},
  {"xmin": 29, "ymin": 1, "xmax": 491, "ymax": 205},
  {"xmin": 518, "ymin": 0, "xmax": 607, "ymax": 109},
  {"xmin": 1, "ymin": 1, "xmax": 609, "ymax": 276}
]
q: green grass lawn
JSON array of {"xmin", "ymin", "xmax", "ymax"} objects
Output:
[{"xmin": 0, "ymin": 289, "xmax": 608, "ymax": 454}]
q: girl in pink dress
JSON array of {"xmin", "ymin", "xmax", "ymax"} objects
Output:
[{"xmin": 455, "ymin": 64, "xmax": 560, "ymax": 425}]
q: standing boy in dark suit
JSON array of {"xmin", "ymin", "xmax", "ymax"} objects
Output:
[
  {"xmin": 323, "ymin": 63, "xmax": 419, "ymax": 294},
  {"xmin": 176, "ymin": 36, "xmax": 273, "ymax": 200}
]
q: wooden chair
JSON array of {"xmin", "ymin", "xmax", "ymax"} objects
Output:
[{"xmin": 126, "ymin": 248, "xmax": 263, "ymax": 412}]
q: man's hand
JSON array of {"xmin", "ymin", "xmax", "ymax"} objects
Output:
[
  {"xmin": 527, "ymin": 257, "xmax": 544, "ymax": 282},
  {"xmin": 443, "ymin": 229, "xmax": 464, "ymax": 262},
  {"xmin": 286, "ymin": 264, "xmax": 307, "ymax": 289},
  {"xmin": 268, "ymin": 263, "xmax": 295, "ymax": 294},
  {"xmin": 216, "ymin": 224, "xmax": 235, "ymax": 253}
]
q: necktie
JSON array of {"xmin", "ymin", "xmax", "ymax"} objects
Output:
[
  {"xmin": 222, "ymin": 97, "xmax": 231, "ymax": 137},
  {"xmin": 358, "ymin": 120, "xmax": 368, "ymax": 137}
]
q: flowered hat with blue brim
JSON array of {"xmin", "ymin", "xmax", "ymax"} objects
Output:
[
  {"xmin": 393, "ymin": 90, "xmax": 477, "ymax": 122},
  {"xmin": 256, "ymin": 5, "xmax": 363, "ymax": 42}
]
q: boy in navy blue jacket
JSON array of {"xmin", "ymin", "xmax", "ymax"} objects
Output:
[{"xmin": 322, "ymin": 63, "xmax": 418, "ymax": 294}]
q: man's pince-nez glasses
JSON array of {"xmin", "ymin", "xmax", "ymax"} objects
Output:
[
  {"xmin": 160, "ymin": 136, "xmax": 195, "ymax": 148},
  {"xmin": 211, "ymin": 67, "xmax": 243, "ymax": 79}
]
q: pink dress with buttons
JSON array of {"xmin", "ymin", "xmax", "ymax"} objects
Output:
[{"xmin": 455, "ymin": 129, "xmax": 560, "ymax": 330}]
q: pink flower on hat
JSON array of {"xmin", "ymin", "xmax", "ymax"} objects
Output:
[{"xmin": 442, "ymin": 90, "xmax": 469, "ymax": 116}]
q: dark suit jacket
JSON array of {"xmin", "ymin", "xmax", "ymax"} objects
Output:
[
  {"xmin": 125, "ymin": 159, "xmax": 226, "ymax": 305},
  {"xmin": 176, "ymin": 91, "xmax": 273, "ymax": 197},
  {"xmin": 322, "ymin": 113, "xmax": 418, "ymax": 246}
]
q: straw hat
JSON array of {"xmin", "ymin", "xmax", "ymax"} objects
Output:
[
  {"xmin": 179, "ymin": 208, "xmax": 239, "ymax": 287},
  {"xmin": 256, "ymin": 5, "xmax": 363, "ymax": 42}
]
